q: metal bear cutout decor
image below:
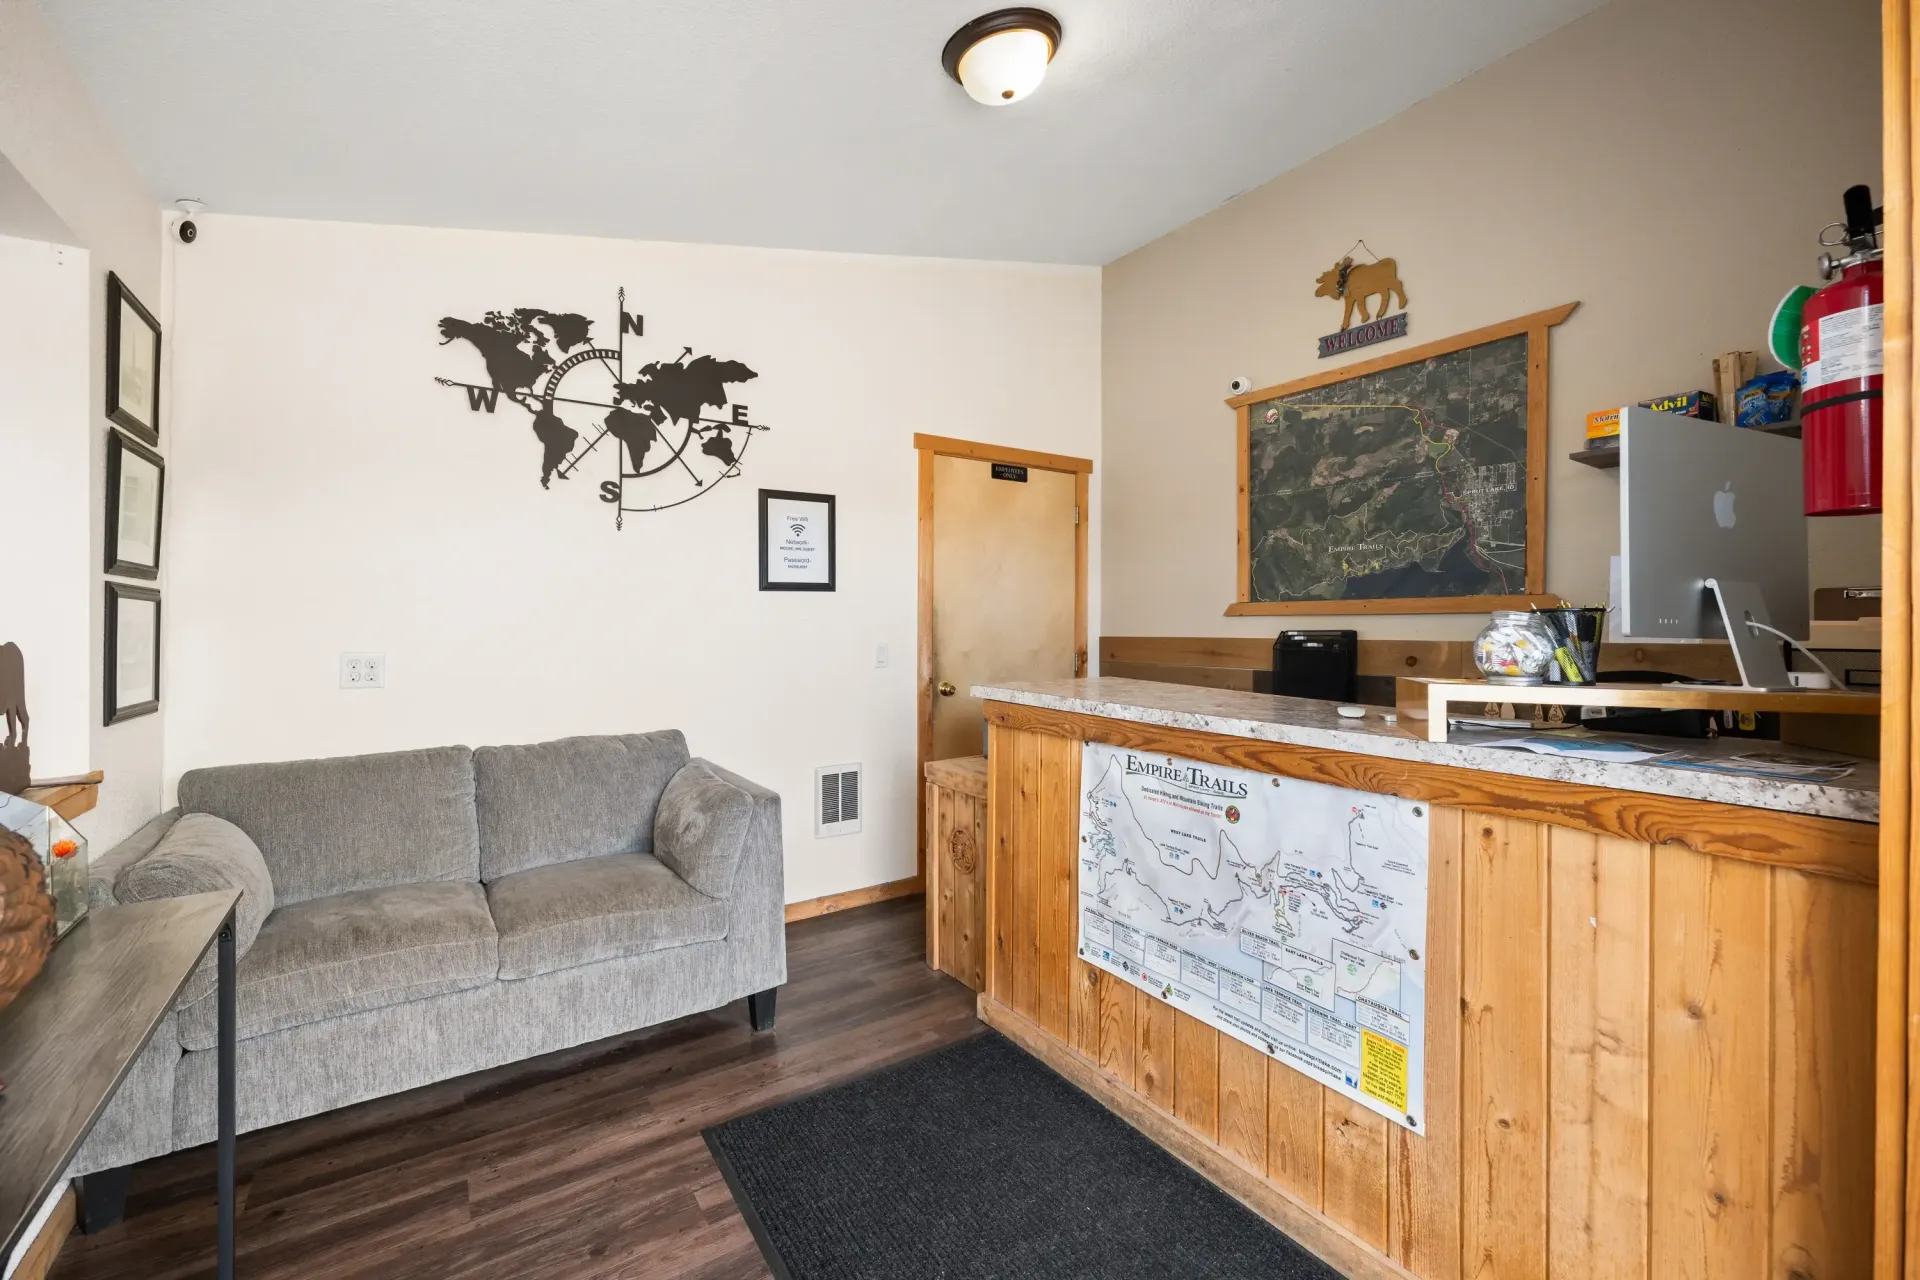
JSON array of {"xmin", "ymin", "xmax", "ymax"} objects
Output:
[{"xmin": 0, "ymin": 642, "xmax": 29, "ymax": 796}]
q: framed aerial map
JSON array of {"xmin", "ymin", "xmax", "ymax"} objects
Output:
[{"xmin": 1228, "ymin": 302, "xmax": 1578, "ymax": 615}]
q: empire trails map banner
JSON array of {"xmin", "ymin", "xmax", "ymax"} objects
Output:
[{"xmin": 1076, "ymin": 744, "xmax": 1430, "ymax": 1132}]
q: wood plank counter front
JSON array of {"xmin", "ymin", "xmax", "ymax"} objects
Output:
[{"xmin": 974, "ymin": 678, "xmax": 1877, "ymax": 1280}]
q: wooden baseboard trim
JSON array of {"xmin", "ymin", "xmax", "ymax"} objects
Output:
[
  {"xmin": 12, "ymin": 1187, "xmax": 75, "ymax": 1280},
  {"xmin": 784, "ymin": 876, "xmax": 922, "ymax": 923},
  {"xmin": 979, "ymin": 994, "xmax": 1418, "ymax": 1280}
]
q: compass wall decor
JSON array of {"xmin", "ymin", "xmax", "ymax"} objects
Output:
[{"xmin": 435, "ymin": 290, "xmax": 766, "ymax": 530}]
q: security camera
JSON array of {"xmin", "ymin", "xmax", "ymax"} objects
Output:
[
  {"xmin": 1229, "ymin": 376, "xmax": 1253, "ymax": 395},
  {"xmin": 174, "ymin": 198, "xmax": 205, "ymax": 245}
]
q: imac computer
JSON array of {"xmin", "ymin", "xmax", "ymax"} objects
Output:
[{"xmin": 1617, "ymin": 406, "xmax": 1808, "ymax": 690}]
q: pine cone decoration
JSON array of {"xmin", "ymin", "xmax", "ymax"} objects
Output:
[{"xmin": 0, "ymin": 826, "xmax": 55, "ymax": 1011}]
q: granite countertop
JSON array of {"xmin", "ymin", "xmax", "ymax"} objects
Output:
[{"xmin": 972, "ymin": 677, "xmax": 1879, "ymax": 824}]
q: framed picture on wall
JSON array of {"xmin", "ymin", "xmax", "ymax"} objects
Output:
[
  {"xmin": 106, "ymin": 430, "xmax": 164, "ymax": 579},
  {"xmin": 106, "ymin": 272, "xmax": 161, "ymax": 445},
  {"xmin": 1228, "ymin": 303, "xmax": 1576, "ymax": 616},
  {"xmin": 759, "ymin": 489, "xmax": 836, "ymax": 591},
  {"xmin": 104, "ymin": 582, "xmax": 161, "ymax": 725}
]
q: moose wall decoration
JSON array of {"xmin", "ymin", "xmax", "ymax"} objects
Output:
[
  {"xmin": 0, "ymin": 643, "xmax": 27, "ymax": 796},
  {"xmin": 1314, "ymin": 249, "xmax": 1410, "ymax": 359}
]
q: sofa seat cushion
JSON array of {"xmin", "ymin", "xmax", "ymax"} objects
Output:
[
  {"xmin": 486, "ymin": 853, "xmax": 727, "ymax": 981},
  {"xmin": 177, "ymin": 881, "xmax": 497, "ymax": 1052}
]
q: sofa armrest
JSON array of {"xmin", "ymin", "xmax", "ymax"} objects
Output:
[
  {"xmin": 685, "ymin": 762, "xmax": 786, "ymax": 994},
  {"xmin": 654, "ymin": 759, "xmax": 764, "ymax": 898},
  {"xmin": 698, "ymin": 761, "xmax": 779, "ymax": 810},
  {"xmin": 114, "ymin": 813, "xmax": 276, "ymax": 1008},
  {"xmin": 87, "ymin": 808, "xmax": 181, "ymax": 911}
]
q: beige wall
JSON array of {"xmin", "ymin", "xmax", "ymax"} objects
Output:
[
  {"xmin": 1101, "ymin": 0, "xmax": 1883, "ymax": 642},
  {"xmin": 0, "ymin": 0, "xmax": 164, "ymax": 844}
]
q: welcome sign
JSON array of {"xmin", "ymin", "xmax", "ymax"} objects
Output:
[{"xmin": 1319, "ymin": 311, "xmax": 1409, "ymax": 358}]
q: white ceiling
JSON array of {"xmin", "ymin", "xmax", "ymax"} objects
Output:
[{"xmin": 36, "ymin": 0, "xmax": 1605, "ymax": 265}]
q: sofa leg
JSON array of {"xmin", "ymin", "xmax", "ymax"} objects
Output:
[
  {"xmin": 77, "ymin": 1165, "xmax": 133, "ymax": 1234},
  {"xmin": 748, "ymin": 987, "xmax": 778, "ymax": 1032}
]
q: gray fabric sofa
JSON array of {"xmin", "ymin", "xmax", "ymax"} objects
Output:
[{"xmin": 67, "ymin": 731, "xmax": 785, "ymax": 1201}]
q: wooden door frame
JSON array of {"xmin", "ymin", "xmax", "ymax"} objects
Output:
[
  {"xmin": 1879, "ymin": 2, "xmax": 1916, "ymax": 1274},
  {"xmin": 914, "ymin": 432, "xmax": 1092, "ymax": 887}
]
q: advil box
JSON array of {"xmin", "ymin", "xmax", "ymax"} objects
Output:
[{"xmin": 1638, "ymin": 390, "xmax": 1718, "ymax": 419}]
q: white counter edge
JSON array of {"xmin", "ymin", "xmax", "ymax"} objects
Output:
[{"xmin": 973, "ymin": 682, "xmax": 1879, "ymax": 825}]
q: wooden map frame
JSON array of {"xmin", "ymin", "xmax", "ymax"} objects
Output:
[{"xmin": 1226, "ymin": 301, "xmax": 1579, "ymax": 616}]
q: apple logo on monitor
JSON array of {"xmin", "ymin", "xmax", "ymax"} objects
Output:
[{"xmin": 1713, "ymin": 482, "xmax": 1737, "ymax": 529}]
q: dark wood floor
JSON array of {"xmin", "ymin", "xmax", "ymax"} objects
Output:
[{"xmin": 52, "ymin": 896, "xmax": 979, "ymax": 1280}]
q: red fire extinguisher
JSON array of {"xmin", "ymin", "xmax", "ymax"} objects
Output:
[{"xmin": 1800, "ymin": 184, "xmax": 1883, "ymax": 516}]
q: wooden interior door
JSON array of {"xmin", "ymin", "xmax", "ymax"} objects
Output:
[
  {"xmin": 915, "ymin": 433, "xmax": 1091, "ymax": 888},
  {"xmin": 929, "ymin": 454, "xmax": 1078, "ymax": 761}
]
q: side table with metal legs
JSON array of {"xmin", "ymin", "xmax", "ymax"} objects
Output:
[{"xmin": 217, "ymin": 915, "xmax": 236, "ymax": 1279}]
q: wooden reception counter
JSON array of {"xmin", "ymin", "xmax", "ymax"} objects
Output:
[{"xmin": 973, "ymin": 677, "xmax": 1876, "ymax": 1280}]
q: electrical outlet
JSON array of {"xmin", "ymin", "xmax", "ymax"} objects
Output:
[
  {"xmin": 339, "ymin": 652, "xmax": 385, "ymax": 689},
  {"xmin": 874, "ymin": 642, "xmax": 890, "ymax": 669}
]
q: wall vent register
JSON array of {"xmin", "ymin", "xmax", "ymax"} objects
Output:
[{"xmin": 815, "ymin": 764, "xmax": 863, "ymax": 837}]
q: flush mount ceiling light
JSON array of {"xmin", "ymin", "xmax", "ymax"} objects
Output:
[{"xmin": 942, "ymin": 9, "xmax": 1063, "ymax": 106}]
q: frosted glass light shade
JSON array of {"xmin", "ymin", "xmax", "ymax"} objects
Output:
[{"xmin": 955, "ymin": 27, "xmax": 1055, "ymax": 105}]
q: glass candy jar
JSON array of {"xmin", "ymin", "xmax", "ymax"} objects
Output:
[{"xmin": 1473, "ymin": 611, "xmax": 1555, "ymax": 686}]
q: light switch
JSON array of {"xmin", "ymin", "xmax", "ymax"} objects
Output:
[{"xmin": 874, "ymin": 642, "xmax": 890, "ymax": 669}]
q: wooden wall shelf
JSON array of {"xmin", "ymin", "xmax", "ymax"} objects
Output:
[
  {"xmin": 1397, "ymin": 677, "xmax": 1879, "ymax": 743},
  {"xmin": 1570, "ymin": 420, "xmax": 1801, "ymax": 470},
  {"xmin": 16, "ymin": 771, "xmax": 103, "ymax": 823}
]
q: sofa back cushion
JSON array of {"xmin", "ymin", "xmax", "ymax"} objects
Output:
[
  {"xmin": 176, "ymin": 746, "xmax": 479, "ymax": 905},
  {"xmin": 474, "ymin": 732, "xmax": 690, "ymax": 881}
]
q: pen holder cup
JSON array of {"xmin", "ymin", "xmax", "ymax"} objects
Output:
[{"xmin": 1539, "ymin": 607, "xmax": 1606, "ymax": 685}]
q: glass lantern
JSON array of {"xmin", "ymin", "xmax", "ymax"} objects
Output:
[{"xmin": 0, "ymin": 793, "xmax": 89, "ymax": 937}]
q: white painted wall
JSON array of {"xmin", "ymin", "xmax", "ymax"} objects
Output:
[
  {"xmin": 0, "ymin": 0, "xmax": 164, "ymax": 844},
  {"xmin": 0, "ymin": 233, "xmax": 91, "ymax": 776},
  {"xmin": 165, "ymin": 214, "xmax": 1100, "ymax": 902}
]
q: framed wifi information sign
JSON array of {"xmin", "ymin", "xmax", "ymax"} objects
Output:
[{"xmin": 759, "ymin": 489, "xmax": 836, "ymax": 592}]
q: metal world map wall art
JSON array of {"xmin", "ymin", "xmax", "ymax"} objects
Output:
[{"xmin": 435, "ymin": 290, "xmax": 764, "ymax": 530}]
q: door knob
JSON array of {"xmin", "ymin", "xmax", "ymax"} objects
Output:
[{"xmin": 937, "ymin": 681, "xmax": 956, "ymax": 697}]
